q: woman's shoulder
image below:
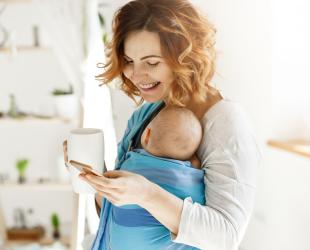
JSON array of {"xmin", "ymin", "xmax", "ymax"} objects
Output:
[
  {"xmin": 198, "ymin": 98, "xmax": 262, "ymax": 185},
  {"xmin": 200, "ymin": 98, "xmax": 259, "ymax": 148},
  {"xmin": 200, "ymin": 97, "xmax": 262, "ymax": 155},
  {"xmin": 201, "ymin": 98, "xmax": 251, "ymax": 131},
  {"xmin": 203, "ymin": 97, "xmax": 241, "ymax": 117}
]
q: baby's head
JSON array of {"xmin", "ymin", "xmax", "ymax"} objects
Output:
[{"xmin": 141, "ymin": 107, "xmax": 202, "ymax": 161}]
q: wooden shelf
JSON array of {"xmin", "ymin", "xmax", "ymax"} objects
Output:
[
  {"xmin": 0, "ymin": 182, "xmax": 72, "ymax": 191},
  {"xmin": 267, "ymin": 139, "xmax": 310, "ymax": 158},
  {"xmin": 4, "ymin": 235, "xmax": 70, "ymax": 249}
]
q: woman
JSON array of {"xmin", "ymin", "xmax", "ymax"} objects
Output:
[{"xmin": 65, "ymin": 0, "xmax": 261, "ymax": 249}]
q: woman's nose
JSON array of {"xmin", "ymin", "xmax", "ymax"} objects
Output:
[{"xmin": 129, "ymin": 65, "xmax": 147, "ymax": 83}]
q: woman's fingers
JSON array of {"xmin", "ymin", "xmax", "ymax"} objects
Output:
[
  {"xmin": 80, "ymin": 170, "xmax": 150, "ymax": 206},
  {"xmin": 87, "ymin": 171, "xmax": 127, "ymax": 187},
  {"xmin": 98, "ymin": 190, "xmax": 119, "ymax": 205},
  {"xmin": 80, "ymin": 173, "xmax": 121, "ymax": 189},
  {"xmin": 79, "ymin": 174, "xmax": 104, "ymax": 190},
  {"xmin": 103, "ymin": 170, "xmax": 125, "ymax": 178},
  {"xmin": 62, "ymin": 140, "xmax": 68, "ymax": 163},
  {"xmin": 80, "ymin": 174, "xmax": 122, "ymax": 199}
]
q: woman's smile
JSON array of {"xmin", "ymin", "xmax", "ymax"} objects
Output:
[{"xmin": 138, "ymin": 81, "xmax": 161, "ymax": 92}]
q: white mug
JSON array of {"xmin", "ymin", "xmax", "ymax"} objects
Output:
[{"xmin": 67, "ymin": 128, "xmax": 104, "ymax": 194}]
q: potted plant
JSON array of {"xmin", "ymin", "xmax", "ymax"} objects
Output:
[
  {"xmin": 15, "ymin": 159, "xmax": 29, "ymax": 183},
  {"xmin": 51, "ymin": 84, "xmax": 80, "ymax": 120},
  {"xmin": 51, "ymin": 213, "xmax": 60, "ymax": 240}
]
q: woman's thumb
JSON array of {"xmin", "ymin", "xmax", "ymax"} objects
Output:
[{"xmin": 103, "ymin": 170, "xmax": 123, "ymax": 178}]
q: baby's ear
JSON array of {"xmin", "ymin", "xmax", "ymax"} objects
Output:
[{"xmin": 144, "ymin": 127, "xmax": 151, "ymax": 145}]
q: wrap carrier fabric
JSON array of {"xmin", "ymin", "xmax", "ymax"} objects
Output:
[{"xmin": 91, "ymin": 102, "xmax": 205, "ymax": 250}]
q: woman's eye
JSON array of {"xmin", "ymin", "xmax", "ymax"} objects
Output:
[
  {"xmin": 147, "ymin": 62, "xmax": 160, "ymax": 67},
  {"xmin": 124, "ymin": 59, "xmax": 133, "ymax": 64}
]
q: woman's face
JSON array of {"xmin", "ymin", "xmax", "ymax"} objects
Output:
[{"xmin": 123, "ymin": 30, "xmax": 175, "ymax": 103}]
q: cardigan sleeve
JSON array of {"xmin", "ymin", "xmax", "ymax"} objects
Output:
[{"xmin": 171, "ymin": 101, "xmax": 262, "ymax": 250}]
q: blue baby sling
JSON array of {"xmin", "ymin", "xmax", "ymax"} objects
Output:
[{"xmin": 91, "ymin": 102, "xmax": 205, "ymax": 250}]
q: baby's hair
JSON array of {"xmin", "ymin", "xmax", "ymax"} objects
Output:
[{"xmin": 148, "ymin": 106, "xmax": 202, "ymax": 160}]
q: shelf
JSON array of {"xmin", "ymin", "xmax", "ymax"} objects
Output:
[
  {"xmin": 4, "ymin": 235, "xmax": 70, "ymax": 249},
  {"xmin": 267, "ymin": 139, "xmax": 310, "ymax": 158},
  {"xmin": 0, "ymin": 0, "xmax": 33, "ymax": 3},
  {"xmin": 0, "ymin": 116, "xmax": 74, "ymax": 124},
  {"xmin": 0, "ymin": 46, "xmax": 50, "ymax": 53},
  {"xmin": 0, "ymin": 182, "xmax": 72, "ymax": 191}
]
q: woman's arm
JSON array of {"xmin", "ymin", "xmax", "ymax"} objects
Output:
[{"xmin": 140, "ymin": 183, "xmax": 184, "ymax": 235}]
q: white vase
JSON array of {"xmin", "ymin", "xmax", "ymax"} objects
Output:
[{"xmin": 54, "ymin": 94, "xmax": 80, "ymax": 120}]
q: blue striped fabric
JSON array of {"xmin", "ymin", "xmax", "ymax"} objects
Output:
[{"xmin": 90, "ymin": 102, "xmax": 205, "ymax": 250}]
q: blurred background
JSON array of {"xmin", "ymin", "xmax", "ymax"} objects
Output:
[{"xmin": 0, "ymin": 0, "xmax": 309, "ymax": 250}]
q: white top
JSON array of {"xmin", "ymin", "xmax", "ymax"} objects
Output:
[{"xmin": 172, "ymin": 98, "xmax": 262, "ymax": 250}]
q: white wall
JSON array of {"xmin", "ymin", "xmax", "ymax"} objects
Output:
[
  {"xmin": 0, "ymin": 3, "xmax": 75, "ymax": 237},
  {"xmin": 271, "ymin": 0, "xmax": 310, "ymax": 140}
]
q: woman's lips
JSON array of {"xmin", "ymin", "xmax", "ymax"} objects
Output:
[{"xmin": 139, "ymin": 81, "xmax": 161, "ymax": 92}]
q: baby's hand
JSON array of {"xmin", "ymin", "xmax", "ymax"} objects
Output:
[{"xmin": 190, "ymin": 155, "xmax": 201, "ymax": 169}]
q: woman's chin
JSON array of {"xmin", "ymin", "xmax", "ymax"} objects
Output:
[{"xmin": 142, "ymin": 95, "xmax": 163, "ymax": 103}]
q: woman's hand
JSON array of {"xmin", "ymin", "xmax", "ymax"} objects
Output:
[
  {"xmin": 82, "ymin": 170, "xmax": 184, "ymax": 235},
  {"xmin": 62, "ymin": 140, "xmax": 69, "ymax": 167},
  {"xmin": 79, "ymin": 170, "xmax": 155, "ymax": 207}
]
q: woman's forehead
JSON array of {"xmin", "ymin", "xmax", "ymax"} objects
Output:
[{"xmin": 124, "ymin": 30, "xmax": 162, "ymax": 59}]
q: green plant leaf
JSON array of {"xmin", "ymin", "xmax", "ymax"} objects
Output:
[
  {"xmin": 103, "ymin": 33, "xmax": 109, "ymax": 45},
  {"xmin": 51, "ymin": 213, "xmax": 60, "ymax": 229},
  {"xmin": 52, "ymin": 84, "xmax": 74, "ymax": 95},
  {"xmin": 15, "ymin": 159, "xmax": 29, "ymax": 175},
  {"xmin": 98, "ymin": 13, "xmax": 105, "ymax": 27}
]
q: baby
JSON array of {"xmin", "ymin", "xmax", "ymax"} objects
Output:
[{"xmin": 141, "ymin": 106, "xmax": 202, "ymax": 169}]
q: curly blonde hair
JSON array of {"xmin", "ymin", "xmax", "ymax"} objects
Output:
[{"xmin": 97, "ymin": 0, "xmax": 217, "ymax": 106}]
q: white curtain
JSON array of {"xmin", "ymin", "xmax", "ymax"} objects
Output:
[{"xmin": 35, "ymin": 0, "xmax": 117, "ymax": 243}]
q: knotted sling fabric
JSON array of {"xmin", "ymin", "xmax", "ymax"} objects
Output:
[{"xmin": 91, "ymin": 102, "xmax": 205, "ymax": 250}]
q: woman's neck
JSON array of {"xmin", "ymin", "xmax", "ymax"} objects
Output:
[
  {"xmin": 185, "ymin": 88, "xmax": 223, "ymax": 120},
  {"xmin": 162, "ymin": 86, "xmax": 223, "ymax": 120}
]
